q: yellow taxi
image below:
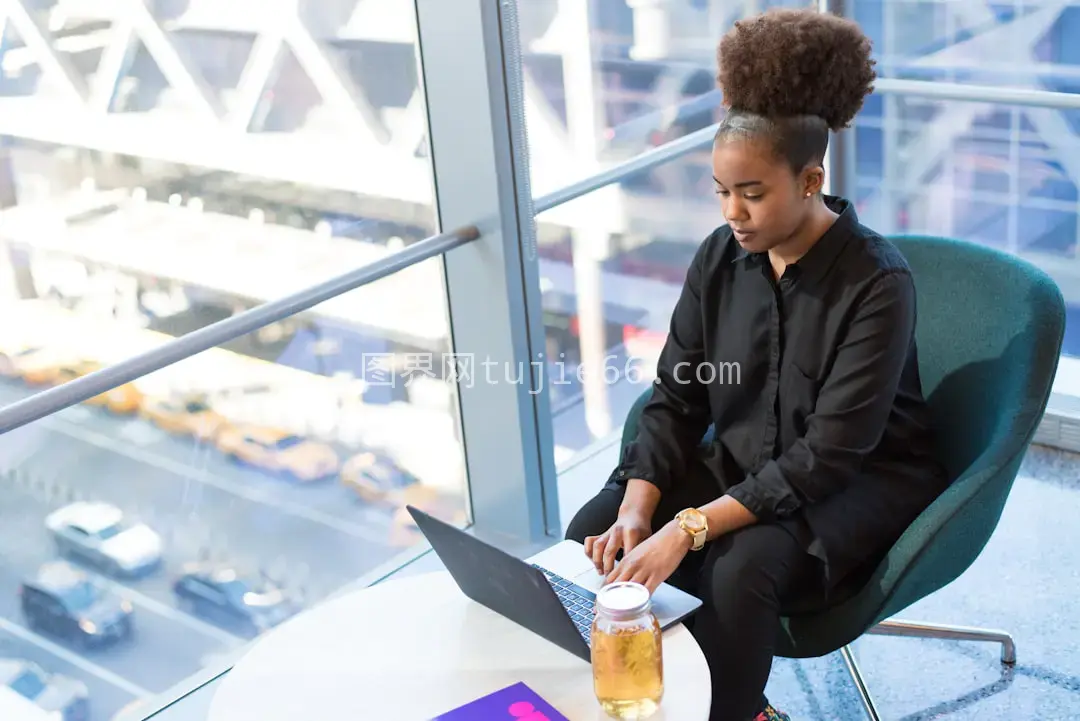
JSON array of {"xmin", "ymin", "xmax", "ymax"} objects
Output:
[
  {"xmin": 340, "ymin": 451, "xmax": 422, "ymax": 504},
  {"xmin": 21, "ymin": 357, "xmax": 144, "ymax": 414},
  {"xmin": 77, "ymin": 362, "xmax": 145, "ymax": 415},
  {"xmin": 215, "ymin": 425, "xmax": 340, "ymax": 482},
  {"xmin": 140, "ymin": 394, "xmax": 227, "ymax": 441},
  {"xmin": 15, "ymin": 350, "xmax": 81, "ymax": 386}
]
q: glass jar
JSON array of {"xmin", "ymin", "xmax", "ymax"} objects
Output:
[{"xmin": 591, "ymin": 582, "xmax": 664, "ymax": 720}]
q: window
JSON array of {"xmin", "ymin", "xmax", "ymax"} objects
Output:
[
  {"xmin": 8, "ymin": 668, "xmax": 46, "ymax": 701},
  {"xmin": 94, "ymin": 523, "xmax": 124, "ymax": 541},
  {"xmin": 57, "ymin": 581, "xmax": 102, "ymax": 613},
  {"xmin": 0, "ymin": 3, "xmax": 470, "ymax": 720}
]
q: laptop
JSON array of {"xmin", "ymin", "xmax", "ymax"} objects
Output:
[{"xmin": 406, "ymin": 506, "xmax": 702, "ymax": 663}]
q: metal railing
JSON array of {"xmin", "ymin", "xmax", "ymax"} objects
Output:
[
  {"xmin": 874, "ymin": 78, "xmax": 1080, "ymax": 110},
  {"xmin": 0, "ymin": 77, "xmax": 1077, "ymax": 434},
  {"xmin": 536, "ymin": 78, "xmax": 1080, "ymax": 211},
  {"xmin": 534, "ymin": 122, "xmax": 718, "ymax": 213}
]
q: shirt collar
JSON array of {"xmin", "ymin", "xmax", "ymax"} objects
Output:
[{"xmin": 730, "ymin": 195, "xmax": 858, "ymax": 285}]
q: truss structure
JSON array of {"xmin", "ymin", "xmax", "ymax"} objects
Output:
[
  {"xmin": 0, "ymin": 0, "xmax": 439, "ymax": 207},
  {"xmin": 0, "ymin": 0, "xmax": 613, "ymax": 221}
]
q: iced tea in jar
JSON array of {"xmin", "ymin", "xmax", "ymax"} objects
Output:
[{"xmin": 591, "ymin": 581, "xmax": 663, "ymax": 719}]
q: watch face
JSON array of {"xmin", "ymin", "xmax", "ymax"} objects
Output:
[{"xmin": 681, "ymin": 510, "xmax": 705, "ymax": 532}]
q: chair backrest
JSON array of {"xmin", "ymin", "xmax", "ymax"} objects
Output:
[
  {"xmin": 619, "ymin": 235, "xmax": 1065, "ymax": 636},
  {"xmin": 871, "ymin": 235, "xmax": 1064, "ymax": 618},
  {"xmin": 897, "ymin": 236, "xmax": 1063, "ymax": 478}
]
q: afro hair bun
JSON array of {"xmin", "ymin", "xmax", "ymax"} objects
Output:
[{"xmin": 716, "ymin": 8, "xmax": 876, "ymax": 131}]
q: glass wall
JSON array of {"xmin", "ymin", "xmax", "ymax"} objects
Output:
[
  {"xmin": 0, "ymin": 284, "xmax": 465, "ymax": 721},
  {"xmin": 517, "ymin": 0, "xmax": 1080, "ymax": 453},
  {"xmin": 853, "ymin": 0, "xmax": 1080, "ymax": 95},
  {"xmin": 848, "ymin": 0, "xmax": 1080, "ymax": 358},
  {"xmin": 0, "ymin": 3, "xmax": 474, "ymax": 720},
  {"xmin": 0, "ymin": 0, "xmax": 438, "ymax": 358},
  {"xmin": 514, "ymin": 0, "xmax": 807, "ymax": 191},
  {"xmin": 852, "ymin": 95, "xmax": 1080, "ymax": 269},
  {"xmin": 535, "ymin": 145, "xmax": 717, "ymax": 458},
  {"xmin": 3, "ymin": 0, "xmax": 1080, "ymax": 717}
]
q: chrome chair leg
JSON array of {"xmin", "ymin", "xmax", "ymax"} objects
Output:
[
  {"xmin": 866, "ymin": 619, "xmax": 1017, "ymax": 664},
  {"xmin": 840, "ymin": 645, "xmax": 882, "ymax": 721}
]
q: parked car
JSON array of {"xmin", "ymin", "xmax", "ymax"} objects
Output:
[
  {"xmin": 0, "ymin": 658, "xmax": 90, "ymax": 721},
  {"xmin": 45, "ymin": 502, "xmax": 163, "ymax": 577},
  {"xmin": 215, "ymin": 425, "xmax": 339, "ymax": 482},
  {"xmin": 21, "ymin": 357, "xmax": 143, "ymax": 414},
  {"xmin": 19, "ymin": 561, "xmax": 134, "ymax": 648},
  {"xmin": 0, "ymin": 344, "xmax": 45, "ymax": 378},
  {"xmin": 172, "ymin": 563, "xmax": 299, "ymax": 637},
  {"xmin": 340, "ymin": 451, "xmax": 420, "ymax": 503},
  {"xmin": 140, "ymin": 393, "xmax": 227, "ymax": 440}
]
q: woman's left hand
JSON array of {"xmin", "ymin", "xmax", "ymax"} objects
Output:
[{"xmin": 604, "ymin": 521, "xmax": 693, "ymax": 594}]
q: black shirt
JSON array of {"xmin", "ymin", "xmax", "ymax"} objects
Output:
[{"xmin": 610, "ymin": 195, "xmax": 949, "ymax": 583}]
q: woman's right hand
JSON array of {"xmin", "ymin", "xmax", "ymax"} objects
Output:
[{"xmin": 584, "ymin": 509, "xmax": 654, "ymax": 576}]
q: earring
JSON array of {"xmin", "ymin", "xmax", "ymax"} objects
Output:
[{"xmin": 805, "ymin": 192, "xmax": 812, "ymax": 197}]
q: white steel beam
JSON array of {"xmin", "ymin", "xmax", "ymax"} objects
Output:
[
  {"xmin": 88, "ymin": 21, "xmax": 135, "ymax": 113},
  {"xmin": 391, "ymin": 88, "xmax": 427, "ymax": 152},
  {"xmin": 0, "ymin": 98, "xmax": 432, "ymax": 204},
  {"xmin": 123, "ymin": 0, "xmax": 220, "ymax": 120},
  {"xmin": 1, "ymin": 0, "xmax": 87, "ymax": 101},
  {"xmin": 229, "ymin": 32, "xmax": 286, "ymax": 132},
  {"xmin": 284, "ymin": 18, "xmax": 390, "ymax": 144}
]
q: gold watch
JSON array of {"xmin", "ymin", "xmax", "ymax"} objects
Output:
[{"xmin": 675, "ymin": 508, "xmax": 708, "ymax": 551}]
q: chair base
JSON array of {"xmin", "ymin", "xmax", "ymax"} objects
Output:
[{"xmin": 841, "ymin": 619, "xmax": 1017, "ymax": 720}]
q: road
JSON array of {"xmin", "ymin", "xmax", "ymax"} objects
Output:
[
  {"xmin": 0, "ymin": 357, "xmax": 644, "ymax": 721},
  {"xmin": 0, "ymin": 380, "xmax": 412, "ymax": 721}
]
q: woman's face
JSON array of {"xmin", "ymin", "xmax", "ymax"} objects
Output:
[{"xmin": 711, "ymin": 136, "xmax": 819, "ymax": 254}]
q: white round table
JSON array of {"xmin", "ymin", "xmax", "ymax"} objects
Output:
[{"xmin": 208, "ymin": 570, "xmax": 712, "ymax": 720}]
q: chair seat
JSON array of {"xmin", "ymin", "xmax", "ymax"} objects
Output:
[{"xmin": 780, "ymin": 557, "xmax": 879, "ymax": 619}]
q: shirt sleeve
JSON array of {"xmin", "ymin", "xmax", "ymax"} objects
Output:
[
  {"xmin": 725, "ymin": 270, "xmax": 917, "ymax": 521},
  {"xmin": 614, "ymin": 238, "xmax": 714, "ymax": 495}
]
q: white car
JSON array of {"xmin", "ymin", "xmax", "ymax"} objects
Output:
[
  {"xmin": 45, "ymin": 502, "xmax": 163, "ymax": 577},
  {"xmin": 0, "ymin": 657, "xmax": 89, "ymax": 721}
]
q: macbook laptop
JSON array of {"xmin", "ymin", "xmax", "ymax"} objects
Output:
[{"xmin": 406, "ymin": 505, "xmax": 702, "ymax": 663}]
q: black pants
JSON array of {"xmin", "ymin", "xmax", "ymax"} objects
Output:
[{"xmin": 565, "ymin": 468, "xmax": 825, "ymax": 721}]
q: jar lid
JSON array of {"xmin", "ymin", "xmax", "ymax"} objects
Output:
[{"xmin": 596, "ymin": 582, "xmax": 651, "ymax": 618}]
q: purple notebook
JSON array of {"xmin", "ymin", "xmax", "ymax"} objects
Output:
[{"xmin": 431, "ymin": 681, "xmax": 571, "ymax": 721}]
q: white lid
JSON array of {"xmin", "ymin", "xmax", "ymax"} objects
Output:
[{"xmin": 597, "ymin": 582, "xmax": 650, "ymax": 616}]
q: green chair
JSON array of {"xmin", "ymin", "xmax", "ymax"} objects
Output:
[{"xmin": 617, "ymin": 235, "xmax": 1066, "ymax": 719}]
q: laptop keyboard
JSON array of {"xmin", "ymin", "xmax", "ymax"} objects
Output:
[{"xmin": 532, "ymin": 564, "xmax": 597, "ymax": 643}]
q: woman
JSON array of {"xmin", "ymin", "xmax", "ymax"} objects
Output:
[{"xmin": 565, "ymin": 9, "xmax": 950, "ymax": 721}]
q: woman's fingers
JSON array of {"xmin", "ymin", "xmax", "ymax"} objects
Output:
[
  {"xmin": 590, "ymin": 534, "xmax": 609, "ymax": 571},
  {"xmin": 622, "ymin": 526, "xmax": 646, "ymax": 555},
  {"xmin": 602, "ymin": 527, "xmax": 623, "ymax": 575}
]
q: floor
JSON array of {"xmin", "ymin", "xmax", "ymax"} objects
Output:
[
  {"xmin": 146, "ymin": 439, "xmax": 1080, "ymax": 721},
  {"xmin": 790, "ymin": 444, "xmax": 1080, "ymax": 721}
]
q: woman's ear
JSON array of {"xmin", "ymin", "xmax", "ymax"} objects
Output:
[{"xmin": 802, "ymin": 166, "xmax": 825, "ymax": 196}]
